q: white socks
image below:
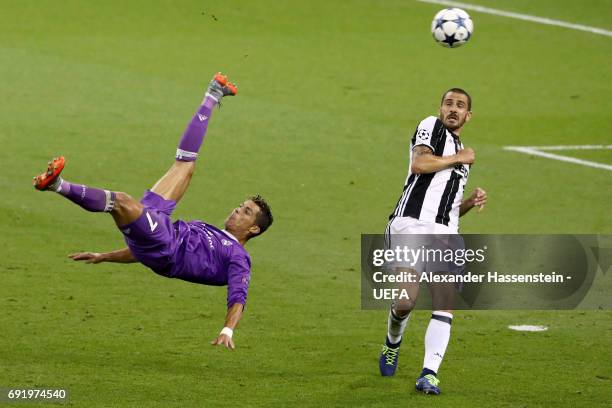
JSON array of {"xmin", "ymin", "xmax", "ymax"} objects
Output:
[
  {"xmin": 384, "ymin": 309, "xmax": 454, "ymax": 375},
  {"xmin": 48, "ymin": 177, "xmax": 64, "ymax": 193},
  {"xmin": 423, "ymin": 311, "xmax": 453, "ymax": 374},
  {"xmin": 387, "ymin": 308, "xmax": 410, "ymax": 345}
]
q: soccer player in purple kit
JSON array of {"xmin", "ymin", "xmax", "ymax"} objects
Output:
[{"xmin": 32, "ymin": 73, "xmax": 273, "ymax": 350}]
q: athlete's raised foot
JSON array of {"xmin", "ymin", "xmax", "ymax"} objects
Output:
[
  {"xmin": 33, "ymin": 156, "xmax": 65, "ymax": 191},
  {"xmin": 415, "ymin": 374, "xmax": 441, "ymax": 395},
  {"xmin": 379, "ymin": 340, "xmax": 401, "ymax": 376},
  {"xmin": 207, "ymin": 72, "xmax": 238, "ymax": 101}
]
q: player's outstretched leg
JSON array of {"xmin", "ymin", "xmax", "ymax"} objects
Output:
[
  {"xmin": 175, "ymin": 72, "xmax": 237, "ymax": 162},
  {"xmin": 34, "ymin": 157, "xmax": 116, "ymax": 212},
  {"xmin": 33, "ymin": 156, "xmax": 143, "ymax": 226},
  {"xmin": 415, "ymin": 311, "xmax": 453, "ymax": 395},
  {"xmin": 152, "ymin": 73, "xmax": 237, "ymax": 203}
]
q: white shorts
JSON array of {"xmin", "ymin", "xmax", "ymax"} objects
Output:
[
  {"xmin": 385, "ymin": 217, "xmax": 463, "ymax": 273},
  {"xmin": 386, "ymin": 216, "xmax": 457, "ymax": 236}
]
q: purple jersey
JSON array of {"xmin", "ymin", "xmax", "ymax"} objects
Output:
[
  {"xmin": 171, "ymin": 221, "xmax": 251, "ymax": 308},
  {"xmin": 122, "ymin": 191, "xmax": 251, "ymax": 308}
]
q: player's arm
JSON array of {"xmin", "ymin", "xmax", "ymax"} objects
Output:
[
  {"xmin": 460, "ymin": 187, "xmax": 487, "ymax": 216},
  {"xmin": 411, "ymin": 145, "xmax": 475, "ymax": 174},
  {"xmin": 68, "ymin": 247, "xmax": 137, "ymax": 264},
  {"xmin": 210, "ymin": 303, "xmax": 243, "ymax": 350}
]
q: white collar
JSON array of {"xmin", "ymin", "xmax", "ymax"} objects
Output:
[{"xmin": 221, "ymin": 229, "xmax": 239, "ymax": 243}]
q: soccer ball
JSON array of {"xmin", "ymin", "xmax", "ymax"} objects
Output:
[{"xmin": 431, "ymin": 8, "xmax": 474, "ymax": 48}]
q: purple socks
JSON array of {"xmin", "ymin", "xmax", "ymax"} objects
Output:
[
  {"xmin": 54, "ymin": 179, "xmax": 116, "ymax": 212},
  {"xmin": 175, "ymin": 94, "xmax": 218, "ymax": 161}
]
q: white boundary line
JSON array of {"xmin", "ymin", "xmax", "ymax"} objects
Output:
[
  {"xmin": 504, "ymin": 145, "xmax": 612, "ymax": 171},
  {"xmin": 417, "ymin": 0, "xmax": 612, "ymax": 37},
  {"xmin": 533, "ymin": 145, "xmax": 612, "ymax": 151},
  {"xmin": 508, "ymin": 325, "xmax": 548, "ymax": 332}
]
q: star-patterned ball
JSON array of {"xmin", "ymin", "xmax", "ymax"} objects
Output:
[{"xmin": 431, "ymin": 8, "xmax": 474, "ymax": 48}]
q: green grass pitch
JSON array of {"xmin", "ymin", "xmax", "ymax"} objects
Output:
[{"xmin": 1, "ymin": 0, "xmax": 611, "ymax": 406}]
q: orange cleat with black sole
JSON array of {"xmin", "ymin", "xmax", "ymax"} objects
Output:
[
  {"xmin": 213, "ymin": 72, "xmax": 228, "ymax": 87},
  {"xmin": 225, "ymin": 82, "xmax": 238, "ymax": 96},
  {"xmin": 33, "ymin": 156, "xmax": 65, "ymax": 191},
  {"xmin": 207, "ymin": 72, "xmax": 238, "ymax": 100}
]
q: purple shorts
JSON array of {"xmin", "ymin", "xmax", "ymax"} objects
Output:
[{"xmin": 121, "ymin": 190, "xmax": 177, "ymax": 275}]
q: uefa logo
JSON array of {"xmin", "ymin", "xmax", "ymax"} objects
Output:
[{"xmin": 417, "ymin": 128, "xmax": 429, "ymax": 141}]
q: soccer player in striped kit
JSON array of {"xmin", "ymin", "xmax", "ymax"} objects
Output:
[
  {"xmin": 33, "ymin": 73, "xmax": 273, "ymax": 350},
  {"xmin": 379, "ymin": 88, "xmax": 487, "ymax": 394}
]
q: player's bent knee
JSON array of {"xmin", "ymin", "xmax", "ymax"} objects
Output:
[
  {"xmin": 111, "ymin": 192, "xmax": 144, "ymax": 225},
  {"xmin": 394, "ymin": 299, "xmax": 416, "ymax": 315},
  {"xmin": 116, "ymin": 192, "xmax": 143, "ymax": 212},
  {"xmin": 113, "ymin": 192, "xmax": 134, "ymax": 208}
]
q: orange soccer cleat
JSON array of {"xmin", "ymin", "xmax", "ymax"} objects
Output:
[
  {"xmin": 225, "ymin": 82, "xmax": 238, "ymax": 96},
  {"xmin": 208, "ymin": 72, "xmax": 238, "ymax": 100},
  {"xmin": 33, "ymin": 156, "xmax": 65, "ymax": 191},
  {"xmin": 213, "ymin": 72, "xmax": 228, "ymax": 87}
]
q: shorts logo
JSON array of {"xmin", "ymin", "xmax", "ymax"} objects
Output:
[
  {"xmin": 221, "ymin": 239, "xmax": 233, "ymax": 246},
  {"xmin": 197, "ymin": 113, "xmax": 208, "ymax": 122},
  {"xmin": 145, "ymin": 212, "xmax": 158, "ymax": 232}
]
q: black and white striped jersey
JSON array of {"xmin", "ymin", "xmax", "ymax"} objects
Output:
[{"xmin": 390, "ymin": 116, "xmax": 470, "ymax": 231}]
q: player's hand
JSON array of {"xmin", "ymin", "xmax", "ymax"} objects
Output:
[
  {"xmin": 469, "ymin": 187, "xmax": 487, "ymax": 212},
  {"xmin": 211, "ymin": 334, "xmax": 235, "ymax": 350},
  {"xmin": 68, "ymin": 252, "xmax": 105, "ymax": 264},
  {"xmin": 456, "ymin": 148, "xmax": 475, "ymax": 165}
]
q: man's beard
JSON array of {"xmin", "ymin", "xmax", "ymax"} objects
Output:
[{"xmin": 444, "ymin": 115, "xmax": 464, "ymax": 130}]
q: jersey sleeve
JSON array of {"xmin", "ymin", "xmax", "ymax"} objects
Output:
[
  {"xmin": 411, "ymin": 116, "xmax": 439, "ymax": 153},
  {"xmin": 226, "ymin": 255, "xmax": 251, "ymax": 309}
]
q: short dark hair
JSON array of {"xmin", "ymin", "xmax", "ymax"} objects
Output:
[
  {"xmin": 441, "ymin": 88, "xmax": 472, "ymax": 110},
  {"xmin": 249, "ymin": 195, "xmax": 273, "ymax": 238}
]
